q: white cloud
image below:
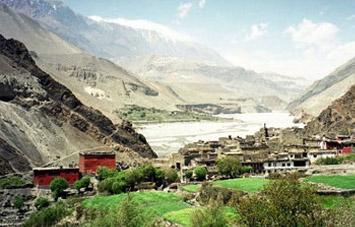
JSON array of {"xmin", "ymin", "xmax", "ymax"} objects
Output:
[
  {"xmin": 284, "ymin": 19, "xmax": 339, "ymax": 51},
  {"xmin": 88, "ymin": 16, "xmax": 192, "ymax": 42},
  {"xmin": 198, "ymin": 0, "xmax": 206, "ymax": 9},
  {"xmin": 245, "ymin": 23, "xmax": 268, "ymax": 41},
  {"xmin": 178, "ymin": 2, "xmax": 193, "ymax": 18}
]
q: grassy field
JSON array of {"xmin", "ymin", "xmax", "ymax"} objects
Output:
[
  {"xmin": 182, "ymin": 178, "xmax": 269, "ymax": 193},
  {"xmin": 306, "ymin": 175, "xmax": 355, "ymax": 189},
  {"xmin": 164, "ymin": 206, "xmax": 239, "ymax": 226},
  {"xmin": 82, "ymin": 191, "xmax": 189, "ymax": 217}
]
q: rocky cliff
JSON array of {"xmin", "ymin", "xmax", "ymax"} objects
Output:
[
  {"xmin": 305, "ymin": 85, "xmax": 355, "ymax": 136},
  {"xmin": 0, "ymin": 35, "xmax": 156, "ymax": 175}
]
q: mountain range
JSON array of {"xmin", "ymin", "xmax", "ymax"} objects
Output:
[
  {"xmin": 0, "ymin": 0, "xmax": 311, "ymax": 113},
  {"xmin": 288, "ymin": 57, "xmax": 355, "ymax": 121},
  {"xmin": 0, "ymin": 34, "xmax": 156, "ymax": 175}
]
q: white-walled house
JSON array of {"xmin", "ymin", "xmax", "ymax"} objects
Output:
[
  {"xmin": 263, "ymin": 152, "xmax": 310, "ymax": 174},
  {"xmin": 308, "ymin": 150, "xmax": 337, "ymax": 163}
]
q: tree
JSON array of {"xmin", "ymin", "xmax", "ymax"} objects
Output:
[
  {"xmin": 35, "ymin": 197, "xmax": 50, "ymax": 210},
  {"xmin": 237, "ymin": 177, "xmax": 328, "ymax": 227},
  {"xmin": 184, "ymin": 170, "xmax": 193, "ymax": 180},
  {"xmin": 96, "ymin": 166, "xmax": 116, "ymax": 181},
  {"xmin": 191, "ymin": 200, "xmax": 228, "ymax": 227},
  {"xmin": 194, "ymin": 166, "xmax": 207, "ymax": 181},
  {"xmin": 216, "ymin": 156, "xmax": 242, "ymax": 178},
  {"xmin": 74, "ymin": 176, "xmax": 91, "ymax": 191},
  {"xmin": 50, "ymin": 177, "xmax": 69, "ymax": 200},
  {"xmin": 164, "ymin": 168, "xmax": 178, "ymax": 184}
]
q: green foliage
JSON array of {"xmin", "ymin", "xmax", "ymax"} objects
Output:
[
  {"xmin": 184, "ymin": 170, "xmax": 193, "ymax": 179},
  {"xmin": 0, "ymin": 176, "xmax": 25, "ymax": 189},
  {"xmin": 217, "ymin": 157, "xmax": 242, "ymax": 178},
  {"xmin": 14, "ymin": 196, "xmax": 24, "ymax": 209},
  {"xmin": 74, "ymin": 176, "xmax": 91, "ymax": 191},
  {"xmin": 35, "ymin": 197, "xmax": 50, "ymax": 210},
  {"xmin": 97, "ymin": 165, "xmax": 178, "ymax": 194},
  {"xmin": 114, "ymin": 105, "xmax": 219, "ymax": 123},
  {"xmin": 240, "ymin": 165, "xmax": 253, "ymax": 174},
  {"xmin": 191, "ymin": 201, "xmax": 229, "ymax": 227},
  {"xmin": 96, "ymin": 166, "xmax": 117, "ymax": 181},
  {"xmin": 24, "ymin": 202, "xmax": 72, "ymax": 227},
  {"xmin": 237, "ymin": 178, "xmax": 328, "ymax": 227},
  {"xmin": 164, "ymin": 168, "xmax": 178, "ymax": 184},
  {"xmin": 194, "ymin": 166, "xmax": 207, "ymax": 181},
  {"xmin": 50, "ymin": 177, "xmax": 69, "ymax": 200},
  {"xmin": 316, "ymin": 154, "xmax": 355, "ymax": 165},
  {"xmin": 316, "ymin": 157, "xmax": 342, "ymax": 165}
]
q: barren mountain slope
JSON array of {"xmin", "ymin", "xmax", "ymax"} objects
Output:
[
  {"xmin": 305, "ymin": 85, "xmax": 355, "ymax": 136},
  {"xmin": 0, "ymin": 35, "xmax": 156, "ymax": 175},
  {"xmin": 0, "ymin": 4, "xmax": 183, "ymax": 120},
  {"xmin": 288, "ymin": 57, "xmax": 355, "ymax": 119}
]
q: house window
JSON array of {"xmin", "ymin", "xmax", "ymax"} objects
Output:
[
  {"xmin": 282, "ymin": 163, "xmax": 285, "ymax": 167},
  {"xmin": 268, "ymin": 163, "xmax": 271, "ymax": 167},
  {"xmin": 313, "ymin": 155, "xmax": 317, "ymax": 158},
  {"xmin": 287, "ymin": 163, "xmax": 291, "ymax": 167}
]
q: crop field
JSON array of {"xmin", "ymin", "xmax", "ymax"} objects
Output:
[
  {"xmin": 82, "ymin": 191, "xmax": 189, "ymax": 217},
  {"xmin": 306, "ymin": 175, "xmax": 355, "ymax": 189},
  {"xmin": 182, "ymin": 177, "xmax": 269, "ymax": 193}
]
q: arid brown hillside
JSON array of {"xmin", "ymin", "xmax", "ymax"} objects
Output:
[
  {"xmin": 0, "ymin": 35, "xmax": 156, "ymax": 175},
  {"xmin": 305, "ymin": 85, "xmax": 355, "ymax": 136}
]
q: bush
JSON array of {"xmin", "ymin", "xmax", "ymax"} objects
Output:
[
  {"xmin": 191, "ymin": 201, "xmax": 228, "ymax": 227},
  {"xmin": 164, "ymin": 168, "xmax": 178, "ymax": 184},
  {"xmin": 194, "ymin": 166, "xmax": 207, "ymax": 181},
  {"xmin": 35, "ymin": 197, "xmax": 50, "ymax": 210},
  {"xmin": 316, "ymin": 157, "xmax": 343, "ymax": 165},
  {"xmin": 240, "ymin": 166, "xmax": 253, "ymax": 174},
  {"xmin": 50, "ymin": 177, "xmax": 69, "ymax": 200},
  {"xmin": 237, "ymin": 178, "xmax": 328, "ymax": 227},
  {"xmin": 96, "ymin": 166, "xmax": 117, "ymax": 181},
  {"xmin": 217, "ymin": 157, "xmax": 242, "ymax": 178},
  {"xmin": 0, "ymin": 176, "xmax": 25, "ymax": 189},
  {"xmin": 74, "ymin": 176, "xmax": 91, "ymax": 191},
  {"xmin": 24, "ymin": 202, "xmax": 71, "ymax": 227},
  {"xmin": 184, "ymin": 170, "xmax": 193, "ymax": 179},
  {"xmin": 14, "ymin": 196, "xmax": 24, "ymax": 210}
]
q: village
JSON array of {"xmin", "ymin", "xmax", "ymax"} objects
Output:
[{"xmin": 1, "ymin": 124, "xmax": 355, "ymax": 226}]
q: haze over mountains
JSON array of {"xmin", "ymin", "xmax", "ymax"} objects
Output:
[
  {"xmin": 289, "ymin": 57, "xmax": 355, "ymax": 121},
  {"xmin": 0, "ymin": 0, "xmax": 312, "ymax": 113}
]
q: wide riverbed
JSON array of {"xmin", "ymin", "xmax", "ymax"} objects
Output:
[{"xmin": 137, "ymin": 112, "xmax": 303, "ymax": 157}]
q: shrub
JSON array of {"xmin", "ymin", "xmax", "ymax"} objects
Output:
[
  {"xmin": 0, "ymin": 176, "xmax": 25, "ymax": 189},
  {"xmin": 164, "ymin": 168, "xmax": 178, "ymax": 184},
  {"xmin": 237, "ymin": 178, "xmax": 328, "ymax": 227},
  {"xmin": 24, "ymin": 202, "xmax": 71, "ymax": 227},
  {"xmin": 184, "ymin": 170, "xmax": 193, "ymax": 179},
  {"xmin": 74, "ymin": 176, "xmax": 91, "ymax": 191},
  {"xmin": 35, "ymin": 197, "xmax": 50, "ymax": 210},
  {"xmin": 50, "ymin": 177, "xmax": 69, "ymax": 200},
  {"xmin": 191, "ymin": 201, "xmax": 228, "ymax": 227},
  {"xmin": 315, "ymin": 157, "xmax": 343, "ymax": 165},
  {"xmin": 194, "ymin": 166, "xmax": 207, "ymax": 181},
  {"xmin": 217, "ymin": 157, "xmax": 242, "ymax": 178},
  {"xmin": 240, "ymin": 165, "xmax": 253, "ymax": 174},
  {"xmin": 14, "ymin": 196, "xmax": 24, "ymax": 210},
  {"xmin": 96, "ymin": 166, "xmax": 117, "ymax": 181},
  {"xmin": 154, "ymin": 168, "xmax": 165, "ymax": 186}
]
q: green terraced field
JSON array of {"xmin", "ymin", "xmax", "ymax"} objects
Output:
[{"xmin": 306, "ymin": 175, "xmax": 355, "ymax": 189}]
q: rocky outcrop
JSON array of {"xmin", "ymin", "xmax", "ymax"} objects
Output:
[
  {"xmin": 176, "ymin": 103, "xmax": 241, "ymax": 115},
  {"xmin": 0, "ymin": 35, "xmax": 156, "ymax": 174},
  {"xmin": 305, "ymin": 85, "xmax": 355, "ymax": 136}
]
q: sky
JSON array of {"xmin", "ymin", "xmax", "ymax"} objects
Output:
[{"xmin": 63, "ymin": 0, "xmax": 355, "ymax": 80}]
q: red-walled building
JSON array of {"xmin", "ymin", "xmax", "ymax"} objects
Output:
[
  {"xmin": 33, "ymin": 167, "xmax": 80, "ymax": 188},
  {"xmin": 79, "ymin": 151, "xmax": 116, "ymax": 174}
]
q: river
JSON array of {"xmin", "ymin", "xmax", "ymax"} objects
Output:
[{"xmin": 137, "ymin": 112, "xmax": 303, "ymax": 157}]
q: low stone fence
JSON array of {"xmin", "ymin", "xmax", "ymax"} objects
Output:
[{"xmin": 316, "ymin": 189, "xmax": 355, "ymax": 196}]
